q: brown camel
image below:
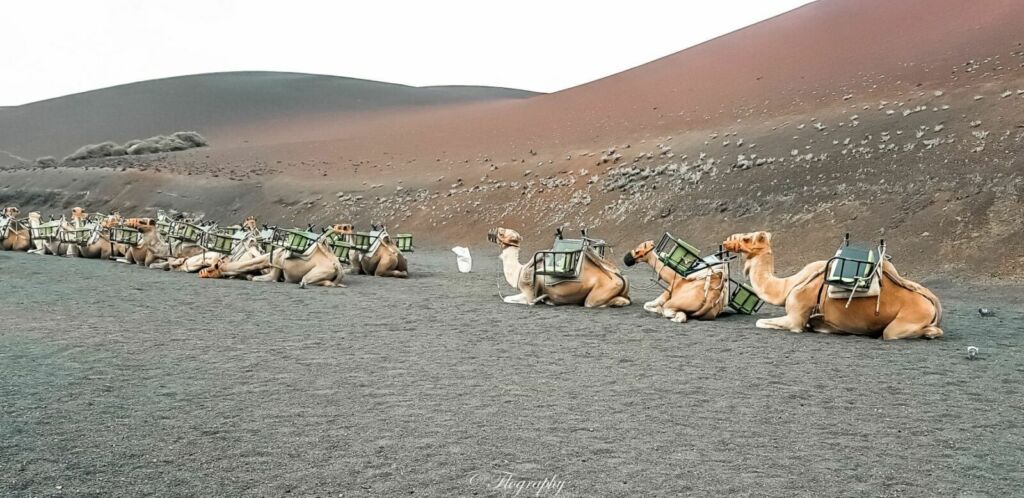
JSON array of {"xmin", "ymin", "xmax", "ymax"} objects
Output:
[
  {"xmin": 122, "ymin": 218, "xmax": 172, "ymax": 267},
  {"xmin": 1, "ymin": 207, "xmax": 31, "ymax": 251},
  {"xmin": 723, "ymin": 231, "xmax": 943, "ymax": 340},
  {"xmin": 488, "ymin": 227, "xmax": 630, "ymax": 307},
  {"xmin": 350, "ymin": 227, "xmax": 408, "ymax": 278},
  {"xmin": 623, "ymin": 240, "xmax": 728, "ymax": 322}
]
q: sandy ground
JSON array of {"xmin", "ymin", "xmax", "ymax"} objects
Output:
[{"xmin": 1, "ymin": 249, "xmax": 1022, "ymax": 497}]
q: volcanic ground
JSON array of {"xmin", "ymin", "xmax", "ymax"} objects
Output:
[{"xmin": 1, "ymin": 250, "xmax": 1022, "ymax": 497}]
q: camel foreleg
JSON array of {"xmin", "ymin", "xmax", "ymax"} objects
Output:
[{"xmin": 503, "ymin": 293, "xmax": 531, "ymax": 305}]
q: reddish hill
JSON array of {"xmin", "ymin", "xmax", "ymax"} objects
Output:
[{"xmin": 196, "ymin": 0, "xmax": 1024, "ymax": 164}]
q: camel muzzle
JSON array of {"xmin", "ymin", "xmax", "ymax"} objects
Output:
[{"xmin": 487, "ymin": 229, "xmax": 497, "ymax": 244}]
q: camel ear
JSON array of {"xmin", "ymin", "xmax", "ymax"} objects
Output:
[{"xmin": 756, "ymin": 232, "xmax": 769, "ymax": 243}]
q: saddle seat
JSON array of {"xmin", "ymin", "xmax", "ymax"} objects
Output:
[{"xmin": 825, "ymin": 245, "xmax": 881, "ymax": 299}]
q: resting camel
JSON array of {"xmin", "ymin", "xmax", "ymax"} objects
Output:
[
  {"xmin": 72, "ymin": 214, "xmax": 122, "ymax": 260},
  {"xmin": 122, "ymin": 218, "xmax": 172, "ymax": 267},
  {"xmin": 723, "ymin": 231, "xmax": 942, "ymax": 340},
  {"xmin": 28, "ymin": 211, "xmax": 78, "ymax": 256},
  {"xmin": 1, "ymin": 207, "xmax": 31, "ymax": 251},
  {"xmin": 200, "ymin": 224, "xmax": 348, "ymax": 287},
  {"xmin": 169, "ymin": 216, "xmax": 262, "ymax": 272},
  {"xmin": 164, "ymin": 217, "xmax": 210, "ymax": 261},
  {"xmin": 623, "ymin": 240, "xmax": 728, "ymax": 322},
  {"xmin": 350, "ymin": 226, "xmax": 408, "ymax": 278},
  {"xmin": 488, "ymin": 227, "xmax": 630, "ymax": 307}
]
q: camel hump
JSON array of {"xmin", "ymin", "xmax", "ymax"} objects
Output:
[{"xmin": 583, "ymin": 247, "xmax": 622, "ymax": 276}]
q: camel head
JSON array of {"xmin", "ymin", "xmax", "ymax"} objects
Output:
[
  {"xmin": 622, "ymin": 240, "xmax": 655, "ymax": 267},
  {"xmin": 101, "ymin": 214, "xmax": 122, "ymax": 229},
  {"xmin": 331, "ymin": 223, "xmax": 354, "ymax": 235},
  {"xmin": 2, "ymin": 207, "xmax": 19, "ymax": 218},
  {"xmin": 723, "ymin": 231, "xmax": 773, "ymax": 257},
  {"xmin": 125, "ymin": 217, "xmax": 157, "ymax": 232},
  {"xmin": 70, "ymin": 207, "xmax": 88, "ymax": 222},
  {"xmin": 242, "ymin": 216, "xmax": 258, "ymax": 231},
  {"xmin": 199, "ymin": 260, "xmax": 223, "ymax": 279},
  {"xmin": 487, "ymin": 227, "xmax": 521, "ymax": 248}
]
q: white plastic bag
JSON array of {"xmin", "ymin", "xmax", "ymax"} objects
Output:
[{"xmin": 451, "ymin": 246, "xmax": 472, "ymax": 273}]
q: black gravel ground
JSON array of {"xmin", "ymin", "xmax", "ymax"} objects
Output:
[{"xmin": 1, "ymin": 249, "xmax": 1021, "ymax": 497}]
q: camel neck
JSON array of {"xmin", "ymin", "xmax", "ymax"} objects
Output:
[
  {"xmin": 643, "ymin": 251, "xmax": 679, "ymax": 282},
  {"xmin": 746, "ymin": 250, "xmax": 789, "ymax": 306},
  {"xmin": 499, "ymin": 246, "xmax": 524, "ymax": 289}
]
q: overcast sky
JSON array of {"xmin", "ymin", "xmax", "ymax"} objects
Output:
[{"xmin": 1, "ymin": 0, "xmax": 814, "ymax": 106}]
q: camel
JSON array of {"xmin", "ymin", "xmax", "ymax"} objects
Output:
[
  {"xmin": 1, "ymin": 207, "xmax": 31, "ymax": 251},
  {"xmin": 199, "ymin": 224, "xmax": 348, "ymax": 287},
  {"xmin": 169, "ymin": 216, "xmax": 262, "ymax": 272},
  {"xmin": 623, "ymin": 240, "xmax": 728, "ymax": 322},
  {"xmin": 165, "ymin": 217, "xmax": 210, "ymax": 261},
  {"xmin": 350, "ymin": 226, "xmax": 408, "ymax": 278},
  {"xmin": 27, "ymin": 212, "xmax": 77, "ymax": 256},
  {"xmin": 722, "ymin": 231, "xmax": 943, "ymax": 340},
  {"xmin": 102, "ymin": 212, "xmax": 131, "ymax": 258},
  {"xmin": 488, "ymin": 227, "xmax": 630, "ymax": 307},
  {"xmin": 121, "ymin": 218, "xmax": 172, "ymax": 267},
  {"xmin": 72, "ymin": 215, "xmax": 123, "ymax": 260}
]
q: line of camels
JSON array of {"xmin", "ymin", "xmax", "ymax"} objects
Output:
[
  {"xmin": 487, "ymin": 227, "xmax": 942, "ymax": 341},
  {"xmin": 1, "ymin": 206, "xmax": 942, "ymax": 340},
  {"xmin": 0, "ymin": 206, "xmax": 409, "ymax": 287}
]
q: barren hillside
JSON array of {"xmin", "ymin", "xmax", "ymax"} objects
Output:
[{"xmin": 1, "ymin": 0, "xmax": 1022, "ymax": 278}]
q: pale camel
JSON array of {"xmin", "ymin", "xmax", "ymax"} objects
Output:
[
  {"xmin": 200, "ymin": 224, "xmax": 347, "ymax": 287},
  {"xmin": 165, "ymin": 218, "xmax": 209, "ymax": 261},
  {"xmin": 723, "ymin": 231, "xmax": 943, "ymax": 340},
  {"xmin": 488, "ymin": 227, "xmax": 630, "ymax": 307},
  {"xmin": 350, "ymin": 227, "xmax": 408, "ymax": 278},
  {"xmin": 623, "ymin": 240, "xmax": 728, "ymax": 322},
  {"xmin": 28, "ymin": 211, "xmax": 78, "ymax": 256},
  {"xmin": 1, "ymin": 207, "xmax": 31, "ymax": 251},
  {"xmin": 169, "ymin": 216, "xmax": 262, "ymax": 272}
]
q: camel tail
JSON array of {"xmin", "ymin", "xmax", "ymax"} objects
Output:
[
  {"xmin": 582, "ymin": 249, "xmax": 630, "ymax": 300},
  {"xmin": 332, "ymin": 259, "xmax": 346, "ymax": 285},
  {"xmin": 882, "ymin": 263, "xmax": 943, "ymax": 326}
]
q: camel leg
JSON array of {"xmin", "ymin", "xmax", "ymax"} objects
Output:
[
  {"xmin": 882, "ymin": 307, "xmax": 944, "ymax": 341},
  {"xmin": 662, "ymin": 306, "xmax": 688, "ymax": 323},
  {"xmin": 374, "ymin": 263, "xmax": 408, "ymax": 278},
  {"xmin": 756, "ymin": 285, "xmax": 817, "ymax": 332},
  {"xmin": 604, "ymin": 296, "xmax": 631, "ymax": 308},
  {"xmin": 583, "ymin": 278, "xmax": 631, "ymax": 308},
  {"xmin": 299, "ymin": 266, "xmax": 339, "ymax": 288},
  {"xmin": 644, "ymin": 291, "xmax": 669, "ymax": 313},
  {"xmin": 503, "ymin": 293, "xmax": 530, "ymax": 305},
  {"xmin": 252, "ymin": 267, "xmax": 282, "ymax": 282},
  {"xmin": 584, "ymin": 291, "xmax": 629, "ymax": 308}
]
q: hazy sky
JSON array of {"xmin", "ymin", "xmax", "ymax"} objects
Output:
[{"xmin": 2, "ymin": 0, "xmax": 814, "ymax": 106}]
